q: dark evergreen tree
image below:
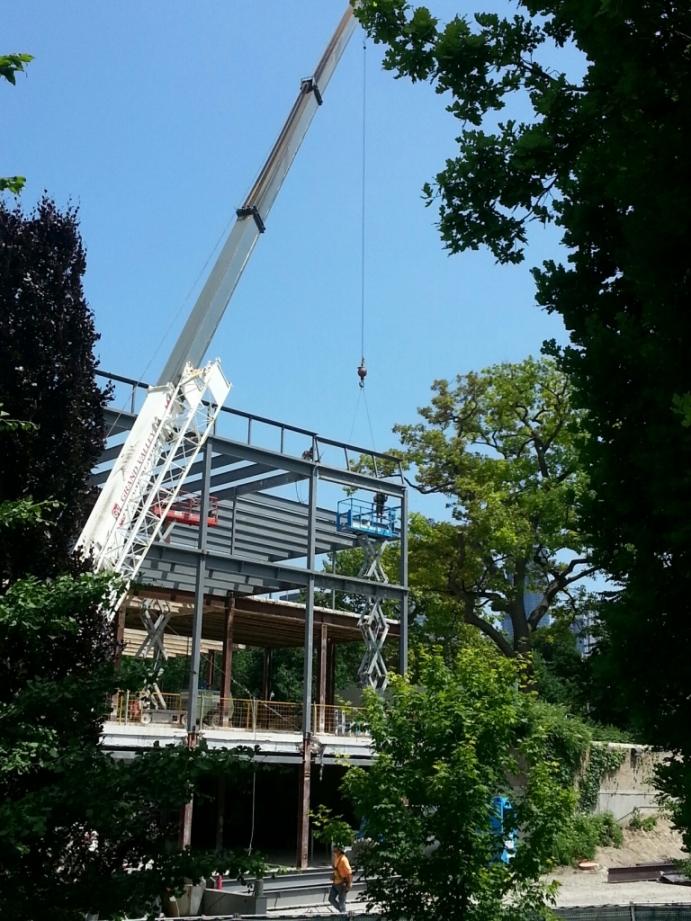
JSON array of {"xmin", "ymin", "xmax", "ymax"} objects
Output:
[
  {"xmin": 0, "ymin": 196, "xmax": 109, "ymax": 583},
  {"xmin": 0, "ymin": 201, "xmax": 264, "ymax": 918}
]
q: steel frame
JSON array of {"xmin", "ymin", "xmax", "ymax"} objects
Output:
[{"xmin": 94, "ymin": 371, "xmax": 409, "ymax": 686}]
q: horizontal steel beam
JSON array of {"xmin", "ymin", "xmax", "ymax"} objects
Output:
[
  {"xmin": 218, "ymin": 470, "xmax": 307, "ymax": 500},
  {"xmin": 101, "ymin": 408, "xmax": 405, "ymax": 496},
  {"xmin": 147, "ymin": 543, "xmax": 406, "ymax": 602}
]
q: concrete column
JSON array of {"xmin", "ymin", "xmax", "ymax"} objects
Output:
[
  {"xmin": 178, "ymin": 732, "xmax": 198, "ymax": 849},
  {"xmin": 296, "ymin": 737, "xmax": 312, "ymax": 869},
  {"xmin": 220, "ymin": 596, "xmax": 235, "ymax": 726}
]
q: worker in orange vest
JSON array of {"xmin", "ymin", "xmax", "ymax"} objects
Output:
[{"xmin": 328, "ymin": 845, "xmax": 353, "ymax": 913}]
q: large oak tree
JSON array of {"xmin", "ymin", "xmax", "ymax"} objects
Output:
[
  {"xmin": 354, "ymin": 0, "xmax": 691, "ymax": 843},
  {"xmin": 399, "ymin": 357, "xmax": 595, "ymax": 657}
]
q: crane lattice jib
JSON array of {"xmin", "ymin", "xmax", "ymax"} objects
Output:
[
  {"xmin": 78, "ymin": 6, "xmax": 356, "ymax": 614},
  {"xmin": 77, "ymin": 361, "xmax": 230, "ymax": 615}
]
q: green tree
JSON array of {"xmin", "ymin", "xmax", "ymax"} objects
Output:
[
  {"xmin": 353, "ymin": 0, "xmax": 691, "ymax": 832},
  {"xmin": 0, "ymin": 218, "xmax": 265, "ymax": 917},
  {"xmin": 0, "ymin": 197, "xmax": 110, "ymax": 583},
  {"xmin": 1, "ymin": 52, "xmax": 33, "ymax": 194},
  {"xmin": 0, "ymin": 567, "xmax": 263, "ymax": 920},
  {"xmin": 397, "ymin": 357, "xmax": 595, "ymax": 657},
  {"xmin": 343, "ymin": 645, "xmax": 575, "ymax": 921}
]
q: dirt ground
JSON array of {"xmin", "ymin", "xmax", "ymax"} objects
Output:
[
  {"xmin": 547, "ymin": 817, "xmax": 691, "ymax": 908},
  {"xmin": 273, "ymin": 820, "xmax": 691, "ymax": 915}
]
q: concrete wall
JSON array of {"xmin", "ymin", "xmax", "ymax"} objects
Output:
[{"xmin": 594, "ymin": 743, "xmax": 665, "ymax": 822}]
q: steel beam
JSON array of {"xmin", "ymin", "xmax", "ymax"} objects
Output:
[
  {"xmin": 100, "ymin": 408, "xmax": 405, "ymax": 496},
  {"xmin": 216, "ymin": 470, "xmax": 307, "ymax": 500},
  {"xmin": 145, "ymin": 542, "xmax": 406, "ymax": 601}
]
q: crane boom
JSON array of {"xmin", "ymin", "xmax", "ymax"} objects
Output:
[
  {"xmin": 157, "ymin": 5, "xmax": 357, "ymax": 386},
  {"xmin": 78, "ymin": 7, "xmax": 356, "ymax": 603}
]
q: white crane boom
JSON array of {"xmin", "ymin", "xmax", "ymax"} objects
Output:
[
  {"xmin": 157, "ymin": 5, "xmax": 357, "ymax": 387},
  {"xmin": 78, "ymin": 7, "xmax": 357, "ymax": 602}
]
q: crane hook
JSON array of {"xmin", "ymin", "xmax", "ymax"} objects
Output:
[{"xmin": 357, "ymin": 358, "xmax": 367, "ymax": 389}]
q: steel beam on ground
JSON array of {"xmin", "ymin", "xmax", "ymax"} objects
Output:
[{"xmin": 608, "ymin": 862, "xmax": 678, "ymax": 883}]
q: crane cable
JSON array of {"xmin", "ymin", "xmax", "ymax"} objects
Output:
[
  {"xmin": 357, "ymin": 36, "xmax": 368, "ymax": 391},
  {"xmin": 351, "ymin": 38, "xmax": 377, "ymax": 451}
]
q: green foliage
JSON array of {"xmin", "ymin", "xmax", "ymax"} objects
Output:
[
  {"xmin": 532, "ymin": 622, "xmax": 590, "ymax": 713},
  {"xmin": 0, "ymin": 53, "xmax": 33, "ymax": 85},
  {"xmin": 342, "ymin": 645, "xmax": 575, "ymax": 921},
  {"xmin": 0, "ymin": 198, "xmax": 111, "ymax": 583},
  {"xmin": 523, "ymin": 699, "xmax": 591, "ymax": 789},
  {"xmin": 1, "ymin": 53, "xmax": 33, "ymax": 195},
  {"xmin": 354, "ymin": 0, "xmax": 691, "ymax": 841},
  {"xmin": 629, "ymin": 808, "xmax": 658, "ymax": 833},
  {"xmin": 578, "ymin": 744, "xmax": 626, "ymax": 814},
  {"xmin": 310, "ymin": 804, "xmax": 356, "ymax": 849},
  {"xmin": 0, "ymin": 551, "xmax": 266, "ymax": 919},
  {"xmin": 394, "ymin": 357, "xmax": 596, "ymax": 657},
  {"xmin": 552, "ymin": 812, "xmax": 623, "ymax": 866},
  {"xmin": 0, "ymin": 247, "xmax": 265, "ymax": 917}
]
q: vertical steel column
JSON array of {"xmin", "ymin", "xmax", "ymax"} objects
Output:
[
  {"xmin": 399, "ymin": 486, "xmax": 409, "ymax": 676},
  {"xmin": 302, "ymin": 467, "xmax": 318, "ymax": 734},
  {"xmin": 220, "ymin": 595, "xmax": 235, "ymax": 726},
  {"xmin": 206, "ymin": 650, "xmax": 216, "ymax": 688},
  {"xmin": 297, "ymin": 466, "xmax": 318, "ymax": 868},
  {"xmin": 186, "ymin": 442, "xmax": 213, "ymax": 735},
  {"xmin": 262, "ymin": 648, "xmax": 273, "ymax": 703},
  {"xmin": 326, "ymin": 640, "xmax": 336, "ymax": 707},
  {"xmin": 179, "ymin": 443, "xmax": 212, "ymax": 850}
]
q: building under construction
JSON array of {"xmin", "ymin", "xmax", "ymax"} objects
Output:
[
  {"xmin": 76, "ymin": 6, "xmax": 408, "ymax": 866},
  {"xmin": 98, "ymin": 371, "xmax": 408, "ymax": 866}
]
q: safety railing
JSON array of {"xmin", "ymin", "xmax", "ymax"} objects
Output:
[
  {"xmin": 97, "ymin": 370, "xmax": 404, "ymax": 482},
  {"xmin": 108, "ymin": 692, "xmax": 369, "ymax": 737},
  {"xmin": 313, "ymin": 704, "xmax": 367, "ymax": 736},
  {"xmin": 111, "ymin": 690, "xmax": 186, "ymax": 727}
]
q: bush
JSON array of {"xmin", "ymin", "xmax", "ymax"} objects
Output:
[
  {"xmin": 553, "ymin": 812, "xmax": 624, "ymax": 865},
  {"xmin": 629, "ymin": 808, "xmax": 658, "ymax": 832}
]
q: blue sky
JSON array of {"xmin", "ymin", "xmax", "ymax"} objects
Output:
[{"xmin": 3, "ymin": 2, "xmax": 579, "ymax": 516}]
